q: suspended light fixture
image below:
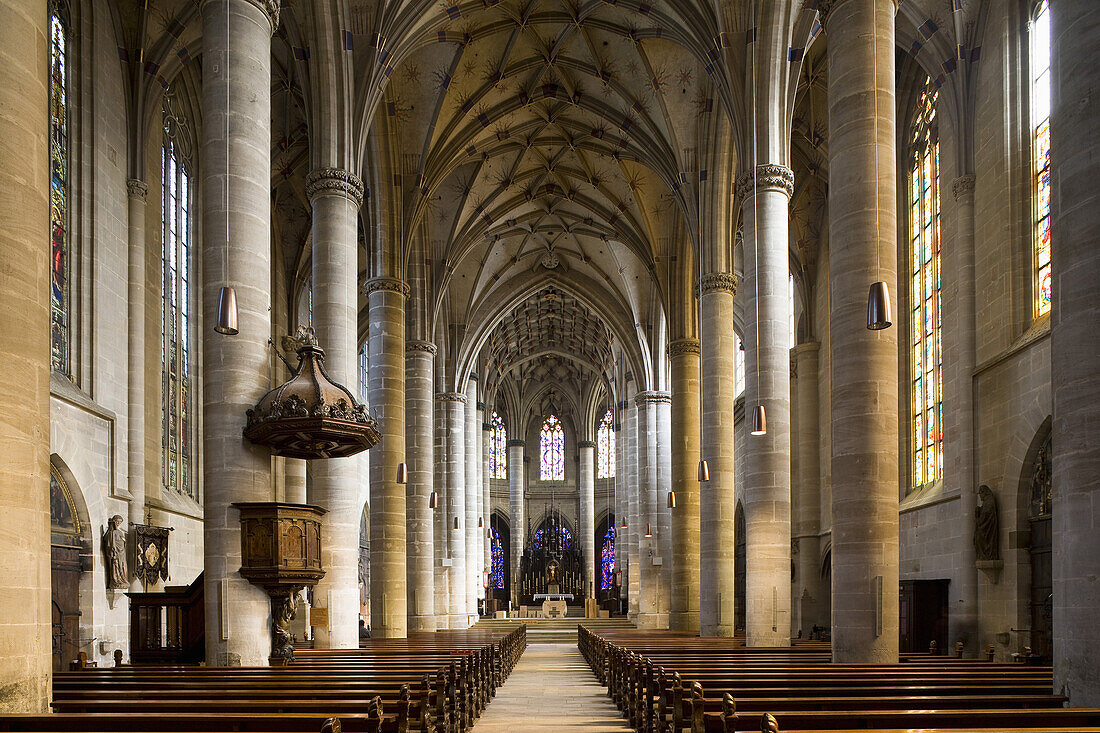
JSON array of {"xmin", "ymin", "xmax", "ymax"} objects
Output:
[
  {"xmin": 214, "ymin": 0, "xmax": 237, "ymax": 336},
  {"xmin": 396, "ymin": 462, "xmax": 408, "ymax": 484},
  {"xmin": 697, "ymin": 459, "xmax": 710, "ymax": 482},
  {"xmin": 667, "ymin": 491, "xmax": 676, "ymax": 509},
  {"xmin": 215, "ymin": 286, "xmax": 239, "ymax": 335},
  {"xmin": 644, "ymin": 523, "xmax": 653, "ymax": 539},
  {"xmin": 428, "ymin": 491, "xmax": 438, "ymax": 509},
  {"xmin": 751, "ymin": 404, "xmax": 767, "ymax": 436},
  {"xmin": 620, "ymin": 516, "xmax": 628, "ymax": 529},
  {"xmin": 453, "ymin": 516, "xmax": 460, "ymax": 530},
  {"xmin": 867, "ymin": 282, "xmax": 892, "ymax": 330},
  {"xmin": 478, "ymin": 516, "xmax": 484, "ymax": 528}
]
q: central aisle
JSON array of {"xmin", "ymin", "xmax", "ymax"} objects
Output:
[{"xmin": 471, "ymin": 642, "xmax": 633, "ymax": 732}]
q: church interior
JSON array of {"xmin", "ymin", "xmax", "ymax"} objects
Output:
[{"xmin": 1, "ymin": 0, "xmax": 1098, "ymax": 729}]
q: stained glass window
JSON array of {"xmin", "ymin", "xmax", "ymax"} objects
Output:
[
  {"xmin": 600, "ymin": 525, "xmax": 616, "ymax": 590},
  {"xmin": 540, "ymin": 414, "xmax": 565, "ymax": 480},
  {"xmin": 490, "ymin": 411, "xmax": 507, "ymax": 479},
  {"xmin": 532, "ymin": 520, "xmax": 573, "ymax": 550},
  {"xmin": 490, "ymin": 526, "xmax": 505, "ymax": 589},
  {"xmin": 597, "ymin": 410, "xmax": 615, "ymax": 479},
  {"xmin": 908, "ymin": 78, "xmax": 943, "ymax": 489},
  {"xmin": 1032, "ymin": 0, "xmax": 1052, "ymax": 316},
  {"xmin": 734, "ymin": 332, "xmax": 745, "ymax": 395},
  {"xmin": 161, "ymin": 111, "xmax": 196, "ymax": 498},
  {"xmin": 49, "ymin": 3, "xmax": 70, "ymax": 376},
  {"xmin": 358, "ymin": 344, "xmax": 368, "ymax": 404}
]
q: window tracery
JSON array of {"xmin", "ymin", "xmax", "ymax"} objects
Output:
[
  {"xmin": 600, "ymin": 525, "xmax": 616, "ymax": 590},
  {"xmin": 49, "ymin": 2, "xmax": 70, "ymax": 376},
  {"xmin": 490, "ymin": 411, "xmax": 507, "ymax": 479},
  {"xmin": 1032, "ymin": 0, "xmax": 1052, "ymax": 316},
  {"xmin": 597, "ymin": 410, "xmax": 615, "ymax": 479},
  {"xmin": 539, "ymin": 414, "xmax": 565, "ymax": 481},
  {"xmin": 490, "ymin": 525, "xmax": 505, "ymax": 589}
]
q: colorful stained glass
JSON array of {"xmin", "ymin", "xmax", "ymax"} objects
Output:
[
  {"xmin": 162, "ymin": 119, "xmax": 195, "ymax": 498},
  {"xmin": 909, "ymin": 78, "xmax": 943, "ymax": 490},
  {"xmin": 490, "ymin": 411, "xmax": 507, "ymax": 479},
  {"xmin": 359, "ymin": 345, "xmax": 369, "ymax": 404},
  {"xmin": 600, "ymin": 525, "xmax": 616, "ymax": 590},
  {"xmin": 540, "ymin": 414, "xmax": 565, "ymax": 481},
  {"xmin": 597, "ymin": 410, "xmax": 615, "ymax": 479},
  {"xmin": 532, "ymin": 520, "xmax": 573, "ymax": 551},
  {"xmin": 1033, "ymin": 1, "xmax": 1052, "ymax": 316},
  {"xmin": 490, "ymin": 526, "xmax": 505, "ymax": 589},
  {"xmin": 49, "ymin": 4, "xmax": 69, "ymax": 376}
]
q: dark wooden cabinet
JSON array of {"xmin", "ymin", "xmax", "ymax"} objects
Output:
[{"xmin": 899, "ymin": 578, "xmax": 950, "ymax": 654}]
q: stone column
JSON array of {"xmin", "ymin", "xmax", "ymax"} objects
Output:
[
  {"xmin": 201, "ymin": 0, "xmax": 278, "ymax": 667},
  {"xmin": 824, "ymin": 0, "xmax": 899, "ymax": 663},
  {"xmin": 126, "ymin": 179, "xmax": 148, "ymax": 591},
  {"xmin": 364, "ymin": 277, "xmax": 408, "ymax": 638},
  {"xmin": 792, "ymin": 342, "xmax": 823, "ymax": 636},
  {"xmin": 464, "ymin": 377, "xmax": 479, "ymax": 620},
  {"xmin": 738, "ymin": 165, "xmax": 794, "ymax": 647},
  {"xmin": 475, "ymin": 400, "xmax": 485, "ymax": 606},
  {"xmin": 0, "ymin": 0, "xmax": 50, "ymax": 709},
  {"xmin": 669, "ymin": 339, "xmax": 701, "ymax": 631},
  {"xmin": 699, "ymin": 273, "xmax": 738, "ymax": 637},
  {"xmin": 438, "ymin": 391, "xmax": 467, "ymax": 628},
  {"xmin": 406, "ymin": 341, "xmax": 436, "ymax": 632},
  {"xmin": 653, "ymin": 393, "xmax": 672, "ymax": 624},
  {"xmin": 623, "ymin": 381, "xmax": 640, "ymax": 621},
  {"xmin": 308, "ymin": 168, "xmax": 365, "ymax": 647},
  {"xmin": 433, "ymin": 393, "xmax": 451, "ymax": 627},
  {"xmin": 1051, "ymin": 0, "xmax": 1100, "ymax": 706},
  {"xmin": 507, "ymin": 440, "xmax": 525, "ymax": 605},
  {"xmin": 579, "ymin": 441, "xmax": 597, "ymax": 597},
  {"xmin": 614, "ymin": 404, "xmax": 627, "ymax": 608},
  {"xmin": 634, "ymin": 392, "xmax": 659, "ymax": 627},
  {"xmin": 284, "ymin": 459, "xmax": 306, "ymax": 505},
  {"xmin": 482, "ymin": 419, "xmax": 491, "ymax": 596}
]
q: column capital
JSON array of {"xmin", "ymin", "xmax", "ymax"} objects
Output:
[
  {"xmin": 306, "ymin": 167, "xmax": 364, "ymax": 207},
  {"xmin": 202, "ymin": 0, "xmax": 280, "ymax": 33},
  {"xmin": 405, "ymin": 340, "xmax": 437, "ymax": 355},
  {"xmin": 698, "ymin": 272, "xmax": 738, "ymax": 296},
  {"xmin": 578, "ymin": 440, "xmax": 597, "ymax": 449},
  {"xmin": 635, "ymin": 390, "xmax": 672, "ymax": 406},
  {"xmin": 126, "ymin": 178, "xmax": 148, "ymax": 201},
  {"xmin": 476, "ymin": 401, "xmax": 486, "ymax": 411},
  {"xmin": 791, "ymin": 340, "xmax": 821, "ymax": 358},
  {"xmin": 667, "ymin": 338, "xmax": 701, "ymax": 357},
  {"xmin": 363, "ymin": 277, "xmax": 410, "ymax": 298},
  {"xmin": 434, "ymin": 391, "xmax": 467, "ymax": 404},
  {"xmin": 736, "ymin": 164, "xmax": 794, "ymax": 201},
  {"xmin": 506, "ymin": 439, "xmax": 526, "ymax": 448},
  {"xmin": 816, "ymin": 0, "xmax": 898, "ymax": 29},
  {"xmin": 952, "ymin": 174, "xmax": 976, "ymax": 201}
]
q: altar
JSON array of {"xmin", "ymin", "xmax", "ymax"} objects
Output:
[{"xmin": 533, "ymin": 593, "xmax": 574, "ymax": 618}]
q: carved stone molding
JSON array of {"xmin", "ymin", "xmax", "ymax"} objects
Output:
[
  {"xmin": 699, "ymin": 272, "xmax": 738, "ymax": 296},
  {"xmin": 506, "ymin": 439, "xmax": 526, "ymax": 448},
  {"xmin": 363, "ymin": 277, "xmax": 410, "ymax": 298},
  {"xmin": 204, "ymin": 0, "xmax": 280, "ymax": 33},
  {"xmin": 578, "ymin": 440, "xmax": 597, "ymax": 449},
  {"xmin": 952, "ymin": 174, "xmax": 976, "ymax": 202},
  {"xmin": 815, "ymin": 0, "xmax": 897, "ymax": 29},
  {"xmin": 126, "ymin": 179, "xmax": 148, "ymax": 201},
  {"xmin": 736, "ymin": 164, "xmax": 794, "ymax": 201},
  {"xmin": 306, "ymin": 167, "xmax": 364, "ymax": 207},
  {"xmin": 476, "ymin": 401, "xmax": 486, "ymax": 411},
  {"xmin": 667, "ymin": 338, "xmax": 701, "ymax": 357},
  {"xmin": 635, "ymin": 390, "xmax": 672, "ymax": 406},
  {"xmin": 434, "ymin": 391, "xmax": 467, "ymax": 404},
  {"xmin": 405, "ymin": 340, "xmax": 437, "ymax": 355}
]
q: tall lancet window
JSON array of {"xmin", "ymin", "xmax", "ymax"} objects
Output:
[
  {"xmin": 161, "ymin": 97, "xmax": 196, "ymax": 498},
  {"xmin": 597, "ymin": 409, "xmax": 615, "ymax": 478},
  {"xmin": 539, "ymin": 414, "xmax": 565, "ymax": 481},
  {"xmin": 49, "ymin": 2, "xmax": 70, "ymax": 376},
  {"xmin": 489, "ymin": 411, "xmax": 507, "ymax": 479},
  {"xmin": 600, "ymin": 525, "xmax": 616, "ymax": 590},
  {"xmin": 489, "ymin": 526, "xmax": 505, "ymax": 589},
  {"xmin": 358, "ymin": 343, "xmax": 369, "ymax": 404},
  {"xmin": 908, "ymin": 78, "xmax": 943, "ymax": 489},
  {"xmin": 1032, "ymin": 0, "xmax": 1052, "ymax": 316}
]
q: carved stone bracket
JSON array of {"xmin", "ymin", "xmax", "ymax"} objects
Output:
[
  {"xmin": 405, "ymin": 340, "xmax": 437, "ymax": 355},
  {"xmin": 126, "ymin": 179, "xmax": 148, "ymax": 201},
  {"xmin": 952, "ymin": 174, "xmax": 976, "ymax": 202},
  {"xmin": 815, "ymin": 0, "xmax": 898, "ymax": 29},
  {"xmin": 435, "ymin": 391, "xmax": 468, "ymax": 404},
  {"xmin": 668, "ymin": 338, "xmax": 701, "ymax": 357},
  {"xmin": 736, "ymin": 164, "xmax": 795, "ymax": 200},
  {"xmin": 698, "ymin": 272, "xmax": 738, "ymax": 296},
  {"xmin": 635, "ymin": 390, "xmax": 672, "ymax": 406},
  {"xmin": 306, "ymin": 167, "xmax": 364, "ymax": 207},
  {"xmin": 363, "ymin": 277, "xmax": 410, "ymax": 299}
]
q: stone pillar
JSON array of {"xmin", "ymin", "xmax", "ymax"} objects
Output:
[
  {"xmin": 792, "ymin": 342, "xmax": 823, "ymax": 636},
  {"xmin": 308, "ymin": 168, "xmax": 365, "ymax": 647},
  {"xmin": 284, "ymin": 459, "xmax": 307, "ymax": 505},
  {"xmin": 0, "ymin": 0, "xmax": 51, "ymax": 709},
  {"xmin": 1051, "ymin": 0, "xmax": 1100, "ymax": 705},
  {"xmin": 475, "ymin": 400, "xmax": 485, "ymax": 606},
  {"xmin": 699, "ymin": 273, "xmax": 738, "ymax": 637},
  {"xmin": 824, "ymin": 0, "xmax": 899, "ymax": 663},
  {"xmin": 579, "ymin": 441, "xmax": 597, "ymax": 598},
  {"xmin": 623, "ymin": 381, "xmax": 640, "ymax": 621},
  {"xmin": 482, "ymin": 419, "xmax": 491, "ymax": 596},
  {"xmin": 669, "ymin": 339, "xmax": 701, "ymax": 631},
  {"xmin": 507, "ymin": 440, "xmax": 525, "ymax": 605},
  {"xmin": 653, "ymin": 393, "xmax": 672, "ymax": 624},
  {"xmin": 738, "ymin": 165, "xmax": 794, "ymax": 647},
  {"xmin": 634, "ymin": 392, "xmax": 659, "ymax": 627},
  {"xmin": 433, "ymin": 392, "xmax": 451, "ymax": 627},
  {"xmin": 364, "ymin": 277, "xmax": 408, "ymax": 638},
  {"xmin": 438, "ymin": 392, "xmax": 467, "ymax": 628},
  {"xmin": 406, "ymin": 341, "xmax": 436, "ymax": 632},
  {"xmin": 614, "ymin": 404, "xmax": 627, "ymax": 609},
  {"xmin": 464, "ymin": 378, "xmax": 479, "ymax": 621},
  {"xmin": 126, "ymin": 179, "xmax": 148, "ymax": 591},
  {"xmin": 200, "ymin": 0, "xmax": 279, "ymax": 667}
]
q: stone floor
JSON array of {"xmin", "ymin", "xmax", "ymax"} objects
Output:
[{"xmin": 471, "ymin": 642, "xmax": 633, "ymax": 731}]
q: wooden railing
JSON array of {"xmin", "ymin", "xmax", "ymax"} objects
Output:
[{"xmin": 126, "ymin": 572, "xmax": 204, "ymax": 665}]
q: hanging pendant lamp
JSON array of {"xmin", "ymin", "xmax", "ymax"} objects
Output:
[
  {"xmin": 428, "ymin": 491, "xmax": 438, "ymax": 509},
  {"xmin": 697, "ymin": 459, "xmax": 710, "ymax": 482},
  {"xmin": 396, "ymin": 462, "xmax": 408, "ymax": 484},
  {"xmin": 215, "ymin": 285, "xmax": 239, "ymax": 335},
  {"xmin": 867, "ymin": 281, "xmax": 892, "ymax": 330},
  {"xmin": 644, "ymin": 523, "xmax": 653, "ymax": 539},
  {"xmin": 453, "ymin": 516, "xmax": 460, "ymax": 530},
  {"xmin": 478, "ymin": 516, "xmax": 484, "ymax": 528},
  {"xmin": 620, "ymin": 516, "xmax": 628, "ymax": 529},
  {"xmin": 751, "ymin": 404, "xmax": 767, "ymax": 436},
  {"xmin": 667, "ymin": 491, "xmax": 677, "ymax": 509}
]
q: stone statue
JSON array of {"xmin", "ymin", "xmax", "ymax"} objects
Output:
[
  {"xmin": 103, "ymin": 514, "xmax": 128, "ymax": 589},
  {"xmin": 974, "ymin": 484, "xmax": 1000, "ymax": 562},
  {"xmin": 271, "ymin": 593, "xmax": 298, "ymax": 664}
]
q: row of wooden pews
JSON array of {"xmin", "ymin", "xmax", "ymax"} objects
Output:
[
  {"xmin": 578, "ymin": 626, "xmax": 1100, "ymax": 733},
  {"xmin": 0, "ymin": 624, "xmax": 526, "ymax": 733}
]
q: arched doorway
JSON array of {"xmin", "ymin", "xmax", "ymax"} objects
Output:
[
  {"xmin": 735, "ymin": 502, "xmax": 746, "ymax": 632},
  {"xmin": 1025, "ymin": 424, "xmax": 1053, "ymax": 662},
  {"xmin": 50, "ymin": 462, "xmax": 87, "ymax": 671}
]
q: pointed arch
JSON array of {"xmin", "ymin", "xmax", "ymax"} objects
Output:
[{"xmin": 539, "ymin": 414, "xmax": 565, "ymax": 481}]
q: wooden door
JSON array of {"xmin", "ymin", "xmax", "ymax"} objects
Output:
[
  {"xmin": 899, "ymin": 579, "xmax": 949, "ymax": 654},
  {"xmin": 51, "ymin": 544, "xmax": 82, "ymax": 671},
  {"xmin": 1029, "ymin": 516, "xmax": 1052, "ymax": 662}
]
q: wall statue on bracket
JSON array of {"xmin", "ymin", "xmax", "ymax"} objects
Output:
[{"xmin": 973, "ymin": 484, "xmax": 1000, "ymax": 562}]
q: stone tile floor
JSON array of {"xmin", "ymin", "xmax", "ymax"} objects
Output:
[{"xmin": 471, "ymin": 642, "xmax": 634, "ymax": 731}]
